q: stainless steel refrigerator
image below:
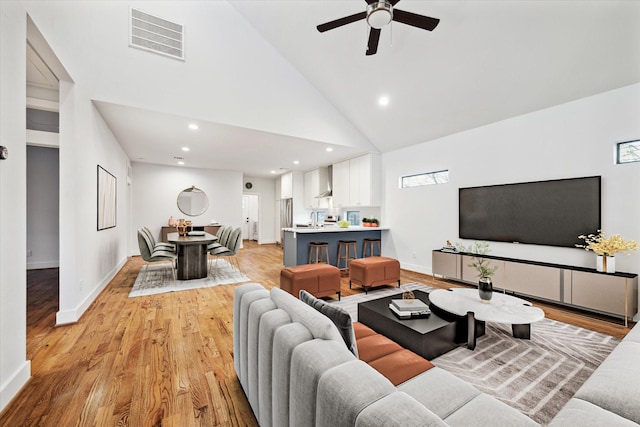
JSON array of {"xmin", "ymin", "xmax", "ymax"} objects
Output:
[{"xmin": 280, "ymin": 198, "xmax": 293, "ymax": 243}]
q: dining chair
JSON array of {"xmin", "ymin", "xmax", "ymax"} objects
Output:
[
  {"xmin": 207, "ymin": 225, "xmax": 231, "ymax": 252},
  {"xmin": 142, "ymin": 226, "xmax": 176, "ymax": 253},
  {"xmin": 137, "ymin": 230, "xmax": 177, "ymax": 283},
  {"xmin": 209, "ymin": 227, "xmax": 242, "ymax": 276}
]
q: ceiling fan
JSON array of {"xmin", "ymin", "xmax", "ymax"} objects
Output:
[{"xmin": 317, "ymin": 0, "xmax": 440, "ymax": 56}]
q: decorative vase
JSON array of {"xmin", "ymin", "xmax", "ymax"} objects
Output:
[
  {"xmin": 168, "ymin": 216, "xmax": 175, "ymax": 227},
  {"xmin": 478, "ymin": 277, "xmax": 493, "ymax": 303},
  {"xmin": 596, "ymin": 255, "xmax": 616, "ymax": 274}
]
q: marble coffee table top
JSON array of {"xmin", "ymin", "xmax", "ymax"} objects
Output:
[{"xmin": 429, "ymin": 288, "xmax": 545, "ymax": 325}]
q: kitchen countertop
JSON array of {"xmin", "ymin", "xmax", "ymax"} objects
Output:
[{"xmin": 283, "ymin": 226, "xmax": 389, "ymax": 233}]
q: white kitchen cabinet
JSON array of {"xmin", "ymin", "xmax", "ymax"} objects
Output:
[
  {"xmin": 332, "ymin": 160, "xmax": 350, "ymax": 207},
  {"xmin": 332, "ymin": 154, "xmax": 381, "ymax": 207},
  {"xmin": 281, "ymin": 172, "xmax": 293, "ymax": 199},
  {"xmin": 304, "ymin": 168, "xmax": 329, "ymax": 209}
]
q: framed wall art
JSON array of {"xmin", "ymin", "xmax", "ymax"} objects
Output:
[{"xmin": 97, "ymin": 165, "xmax": 117, "ymax": 230}]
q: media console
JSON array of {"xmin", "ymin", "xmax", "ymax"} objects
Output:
[{"xmin": 432, "ymin": 249, "xmax": 638, "ymax": 325}]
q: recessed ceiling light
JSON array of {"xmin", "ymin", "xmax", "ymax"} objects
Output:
[
  {"xmin": 326, "ymin": 147, "xmax": 333, "ymax": 152},
  {"xmin": 182, "ymin": 147, "xmax": 190, "ymax": 152},
  {"xmin": 177, "ymin": 161, "xmax": 185, "ymax": 165},
  {"xmin": 188, "ymin": 123, "xmax": 198, "ymax": 130},
  {"xmin": 293, "ymin": 160, "xmax": 300, "ymax": 165},
  {"xmin": 378, "ymin": 96, "xmax": 390, "ymax": 107},
  {"xmin": 270, "ymin": 170, "xmax": 276, "ymax": 174}
]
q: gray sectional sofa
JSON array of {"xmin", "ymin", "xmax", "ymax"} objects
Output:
[
  {"xmin": 549, "ymin": 321, "xmax": 640, "ymax": 426},
  {"xmin": 234, "ymin": 283, "xmax": 538, "ymax": 426}
]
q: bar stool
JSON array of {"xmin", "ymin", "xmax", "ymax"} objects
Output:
[
  {"xmin": 336, "ymin": 239, "xmax": 357, "ymax": 272},
  {"xmin": 308, "ymin": 241, "xmax": 330, "ymax": 264},
  {"xmin": 362, "ymin": 238, "xmax": 381, "ymax": 257}
]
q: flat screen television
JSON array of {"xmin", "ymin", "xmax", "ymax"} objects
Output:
[{"xmin": 459, "ymin": 176, "xmax": 601, "ymax": 248}]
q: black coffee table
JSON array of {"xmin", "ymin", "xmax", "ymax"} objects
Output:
[{"xmin": 358, "ymin": 290, "xmax": 472, "ymax": 360}]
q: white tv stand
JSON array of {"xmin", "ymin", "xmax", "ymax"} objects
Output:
[{"xmin": 432, "ymin": 250, "xmax": 638, "ymax": 326}]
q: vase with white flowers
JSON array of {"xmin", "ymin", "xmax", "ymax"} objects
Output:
[{"xmin": 576, "ymin": 230, "xmax": 638, "ymax": 273}]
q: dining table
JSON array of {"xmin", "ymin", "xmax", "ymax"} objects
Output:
[{"xmin": 167, "ymin": 232, "xmax": 218, "ymax": 280}]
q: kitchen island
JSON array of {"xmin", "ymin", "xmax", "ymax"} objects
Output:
[{"xmin": 282, "ymin": 226, "xmax": 388, "ymax": 267}]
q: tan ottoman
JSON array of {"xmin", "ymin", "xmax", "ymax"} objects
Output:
[
  {"xmin": 280, "ymin": 264, "xmax": 341, "ymax": 300},
  {"xmin": 349, "ymin": 257, "xmax": 400, "ymax": 294}
]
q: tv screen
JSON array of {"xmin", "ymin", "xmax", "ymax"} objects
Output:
[{"xmin": 459, "ymin": 176, "xmax": 601, "ymax": 247}]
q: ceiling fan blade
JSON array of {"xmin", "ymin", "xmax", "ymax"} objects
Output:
[
  {"xmin": 393, "ymin": 9, "xmax": 440, "ymax": 31},
  {"xmin": 366, "ymin": 28, "xmax": 381, "ymax": 56},
  {"xmin": 317, "ymin": 11, "xmax": 367, "ymax": 32}
]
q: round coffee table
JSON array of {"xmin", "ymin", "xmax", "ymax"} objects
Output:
[{"xmin": 429, "ymin": 288, "xmax": 545, "ymax": 350}]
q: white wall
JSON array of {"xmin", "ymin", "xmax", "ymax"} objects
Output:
[
  {"xmin": 131, "ymin": 162, "xmax": 243, "ymax": 250},
  {"xmin": 243, "ymin": 176, "xmax": 277, "ymax": 244},
  {"xmin": 0, "ymin": 1, "xmax": 30, "ymax": 412},
  {"xmin": 383, "ymin": 84, "xmax": 640, "ymax": 316},
  {"xmin": 27, "ymin": 146, "xmax": 59, "ymax": 269},
  {"xmin": 1, "ymin": 3, "xmax": 133, "ymax": 410}
]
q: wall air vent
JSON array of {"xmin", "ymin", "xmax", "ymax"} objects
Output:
[{"xmin": 129, "ymin": 8, "xmax": 184, "ymax": 60}]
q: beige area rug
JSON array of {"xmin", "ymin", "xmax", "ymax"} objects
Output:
[
  {"xmin": 328, "ymin": 283, "xmax": 620, "ymax": 426},
  {"xmin": 129, "ymin": 260, "xmax": 251, "ymax": 297}
]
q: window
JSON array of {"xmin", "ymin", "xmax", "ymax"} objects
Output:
[
  {"xmin": 401, "ymin": 170, "xmax": 449, "ymax": 188},
  {"xmin": 617, "ymin": 140, "xmax": 640, "ymax": 164},
  {"xmin": 346, "ymin": 211, "xmax": 360, "ymax": 226}
]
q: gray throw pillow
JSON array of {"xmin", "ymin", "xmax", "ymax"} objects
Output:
[{"xmin": 299, "ymin": 290, "xmax": 358, "ymax": 358}]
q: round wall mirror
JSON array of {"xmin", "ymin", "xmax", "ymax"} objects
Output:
[{"xmin": 177, "ymin": 186, "xmax": 209, "ymax": 216}]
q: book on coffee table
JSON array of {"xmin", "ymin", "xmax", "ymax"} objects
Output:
[
  {"xmin": 388, "ymin": 304, "xmax": 430, "ymax": 319},
  {"xmin": 391, "ymin": 299, "xmax": 430, "ymax": 312}
]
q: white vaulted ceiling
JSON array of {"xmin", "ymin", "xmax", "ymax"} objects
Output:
[{"xmin": 92, "ymin": 0, "xmax": 640, "ymax": 177}]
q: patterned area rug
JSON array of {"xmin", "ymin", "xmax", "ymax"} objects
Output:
[
  {"xmin": 128, "ymin": 260, "xmax": 251, "ymax": 297},
  {"xmin": 327, "ymin": 283, "xmax": 620, "ymax": 426}
]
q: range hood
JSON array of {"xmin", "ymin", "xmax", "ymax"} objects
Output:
[{"xmin": 315, "ymin": 165, "xmax": 333, "ymax": 198}]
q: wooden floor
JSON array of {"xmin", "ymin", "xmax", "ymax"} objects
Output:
[{"xmin": 1, "ymin": 241, "xmax": 633, "ymax": 426}]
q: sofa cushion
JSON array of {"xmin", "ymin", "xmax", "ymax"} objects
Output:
[
  {"xmin": 573, "ymin": 340, "xmax": 640, "ymax": 423},
  {"xmin": 238, "ymin": 287, "xmax": 270, "ymax": 393},
  {"xmin": 356, "ymin": 334, "xmax": 404, "ymax": 362},
  {"xmin": 398, "ymin": 367, "xmax": 480, "ymax": 420},
  {"xmin": 257, "ymin": 308, "xmax": 291, "ymax": 427},
  {"xmin": 444, "ymin": 393, "xmax": 539, "ymax": 427},
  {"xmin": 353, "ymin": 321, "xmax": 378, "ymax": 339},
  {"xmin": 356, "ymin": 392, "xmax": 448, "ymax": 427},
  {"xmin": 233, "ymin": 283, "xmax": 266, "ymax": 378},
  {"xmin": 368, "ymin": 349, "xmax": 434, "ymax": 386},
  {"xmin": 272, "ymin": 322, "xmax": 313, "ymax": 427},
  {"xmin": 271, "ymin": 287, "xmax": 343, "ymax": 344},
  {"xmin": 290, "ymin": 339, "xmax": 355, "ymax": 427},
  {"xmin": 549, "ymin": 398, "xmax": 638, "ymax": 427},
  {"xmin": 316, "ymin": 359, "xmax": 396, "ymax": 427},
  {"xmin": 299, "ymin": 289, "xmax": 358, "ymax": 357},
  {"xmin": 247, "ymin": 297, "xmax": 277, "ymax": 419}
]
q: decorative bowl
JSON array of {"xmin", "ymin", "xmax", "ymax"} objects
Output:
[{"xmin": 337, "ymin": 220, "xmax": 350, "ymax": 228}]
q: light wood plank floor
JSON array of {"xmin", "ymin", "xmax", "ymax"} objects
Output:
[{"xmin": 1, "ymin": 241, "xmax": 633, "ymax": 426}]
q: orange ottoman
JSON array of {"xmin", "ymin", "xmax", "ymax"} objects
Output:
[
  {"xmin": 349, "ymin": 256, "xmax": 400, "ymax": 294},
  {"xmin": 280, "ymin": 264, "xmax": 341, "ymax": 300}
]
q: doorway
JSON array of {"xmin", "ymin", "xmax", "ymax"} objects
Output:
[{"xmin": 242, "ymin": 194, "xmax": 259, "ymax": 242}]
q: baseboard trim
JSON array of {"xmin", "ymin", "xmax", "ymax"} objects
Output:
[
  {"xmin": 0, "ymin": 360, "xmax": 31, "ymax": 413},
  {"xmin": 27, "ymin": 260, "xmax": 59, "ymax": 270},
  {"xmin": 399, "ymin": 261, "xmax": 432, "ymax": 276},
  {"xmin": 56, "ymin": 256, "xmax": 127, "ymax": 325}
]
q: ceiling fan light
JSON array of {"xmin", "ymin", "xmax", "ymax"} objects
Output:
[{"xmin": 366, "ymin": 1, "xmax": 393, "ymax": 29}]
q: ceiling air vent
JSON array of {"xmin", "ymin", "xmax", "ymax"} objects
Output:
[{"xmin": 130, "ymin": 8, "xmax": 184, "ymax": 60}]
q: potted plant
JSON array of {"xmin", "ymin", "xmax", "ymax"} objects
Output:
[
  {"xmin": 576, "ymin": 230, "xmax": 638, "ymax": 273},
  {"xmin": 370, "ymin": 218, "xmax": 379, "ymax": 227},
  {"xmin": 362, "ymin": 218, "xmax": 371, "ymax": 227},
  {"xmin": 457, "ymin": 241, "xmax": 498, "ymax": 303}
]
